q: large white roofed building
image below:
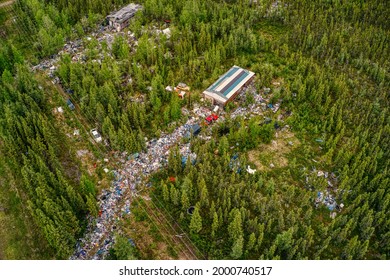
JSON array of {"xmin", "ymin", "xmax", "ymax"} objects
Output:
[{"xmin": 203, "ymin": 65, "xmax": 255, "ymax": 107}]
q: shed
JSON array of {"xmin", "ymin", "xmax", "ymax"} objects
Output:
[{"xmin": 189, "ymin": 124, "xmax": 201, "ymax": 136}]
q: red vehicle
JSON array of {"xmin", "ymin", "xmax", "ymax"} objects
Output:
[
  {"xmin": 205, "ymin": 114, "xmax": 219, "ymax": 124},
  {"xmin": 205, "ymin": 115, "xmax": 213, "ymax": 124}
]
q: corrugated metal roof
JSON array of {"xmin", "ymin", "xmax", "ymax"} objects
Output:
[
  {"xmin": 203, "ymin": 65, "xmax": 255, "ymax": 103},
  {"xmin": 209, "ymin": 67, "xmax": 240, "ymax": 92},
  {"xmin": 220, "ymin": 70, "xmax": 247, "ymax": 96},
  {"xmin": 107, "ymin": 3, "xmax": 142, "ymax": 23}
]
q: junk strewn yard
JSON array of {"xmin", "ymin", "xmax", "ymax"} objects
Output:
[
  {"xmin": 67, "ymin": 70, "xmax": 298, "ymax": 259},
  {"xmin": 70, "ymin": 118, "xmax": 198, "ymax": 259}
]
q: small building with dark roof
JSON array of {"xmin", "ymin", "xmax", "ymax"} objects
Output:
[
  {"xmin": 190, "ymin": 123, "xmax": 201, "ymax": 136},
  {"xmin": 185, "ymin": 124, "xmax": 201, "ymax": 139},
  {"xmin": 203, "ymin": 65, "xmax": 255, "ymax": 107}
]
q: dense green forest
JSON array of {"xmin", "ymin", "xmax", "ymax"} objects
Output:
[{"xmin": 0, "ymin": 0, "xmax": 389, "ymax": 259}]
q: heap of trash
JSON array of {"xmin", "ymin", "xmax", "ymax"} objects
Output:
[
  {"xmin": 231, "ymin": 88, "xmax": 270, "ymax": 119},
  {"xmin": 31, "ymin": 25, "xmax": 139, "ymax": 83},
  {"xmin": 310, "ymin": 170, "xmax": 345, "ymax": 216},
  {"xmin": 70, "ymin": 118, "xmax": 198, "ymax": 260}
]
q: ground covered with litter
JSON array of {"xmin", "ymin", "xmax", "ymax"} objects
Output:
[{"xmin": 70, "ymin": 118, "xmax": 198, "ymax": 260}]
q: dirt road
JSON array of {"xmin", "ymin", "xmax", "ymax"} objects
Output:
[{"xmin": 0, "ymin": 1, "xmax": 14, "ymax": 9}]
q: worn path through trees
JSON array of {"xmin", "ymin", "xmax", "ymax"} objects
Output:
[{"xmin": 0, "ymin": 1, "xmax": 14, "ymax": 8}]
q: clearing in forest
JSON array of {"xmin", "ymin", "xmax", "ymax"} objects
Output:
[{"xmin": 248, "ymin": 128, "xmax": 300, "ymax": 171}]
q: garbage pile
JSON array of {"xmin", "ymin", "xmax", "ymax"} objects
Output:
[
  {"xmin": 315, "ymin": 190, "xmax": 344, "ymax": 215},
  {"xmin": 32, "ymin": 55, "xmax": 60, "ymax": 78},
  {"xmin": 193, "ymin": 106, "xmax": 212, "ymax": 118},
  {"xmin": 315, "ymin": 190, "xmax": 337, "ymax": 210},
  {"xmin": 70, "ymin": 171, "xmax": 129, "ymax": 260},
  {"xmin": 311, "ymin": 170, "xmax": 345, "ymax": 214},
  {"xmin": 31, "ymin": 26, "xmax": 138, "ymax": 81},
  {"xmin": 269, "ymin": 102, "xmax": 281, "ymax": 113},
  {"xmin": 70, "ymin": 118, "xmax": 198, "ymax": 260},
  {"xmin": 316, "ymin": 170, "xmax": 338, "ymax": 188},
  {"xmin": 231, "ymin": 91, "xmax": 268, "ymax": 119},
  {"xmin": 229, "ymin": 82, "xmax": 287, "ymax": 119},
  {"xmin": 231, "ymin": 107, "xmax": 249, "ymax": 119}
]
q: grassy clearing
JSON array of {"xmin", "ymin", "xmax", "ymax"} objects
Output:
[{"xmin": 248, "ymin": 126, "xmax": 300, "ymax": 171}]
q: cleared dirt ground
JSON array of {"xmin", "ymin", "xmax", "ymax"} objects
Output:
[{"xmin": 248, "ymin": 128, "xmax": 300, "ymax": 171}]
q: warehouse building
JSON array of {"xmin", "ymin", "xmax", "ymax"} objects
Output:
[
  {"xmin": 107, "ymin": 3, "xmax": 143, "ymax": 32},
  {"xmin": 203, "ymin": 65, "xmax": 255, "ymax": 106}
]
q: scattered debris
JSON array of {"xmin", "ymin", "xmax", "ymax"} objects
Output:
[
  {"xmin": 71, "ymin": 118, "xmax": 199, "ymax": 260},
  {"xmin": 246, "ymin": 165, "xmax": 256, "ymax": 174},
  {"xmin": 162, "ymin": 27, "xmax": 171, "ymax": 38},
  {"xmin": 178, "ymin": 91, "xmax": 186, "ymax": 99},
  {"xmin": 230, "ymin": 84, "xmax": 271, "ymax": 119},
  {"xmin": 76, "ymin": 150, "xmax": 89, "ymax": 157},
  {"xmin": 315, "ymin": 190, "xmax": 338, "ymax": 211},
  {"xmin": 176, "ymin": 82, "xmax": 190, "ymax": 91},
  {"xmin": 90, "ymin": 128, "xmax": 103, "ymax": 143},
  {"xmin": 66, "ymin": 88, "xmax": 74, "ymax": 95},
  {"xmin": 67, "ymin": 99, "xmax": 75, "ymax": 110},
  {"xmin": 229, "ymin": 154, "xmax": 242, "ymax": 173}
]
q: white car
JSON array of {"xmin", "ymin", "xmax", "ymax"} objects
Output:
[{"xmin": 90, "ymin": 129, "xmax": 102, "ymax": 143}]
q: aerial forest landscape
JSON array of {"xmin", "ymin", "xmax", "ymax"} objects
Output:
[{"xmin": 0, "ymin": 0, "xmax": 389, "ymax": 260}]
